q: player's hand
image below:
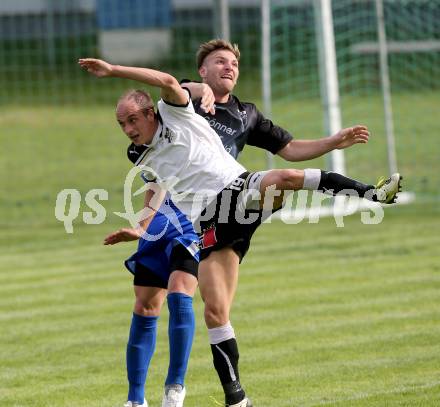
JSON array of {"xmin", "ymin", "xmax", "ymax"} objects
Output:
[
  {"xmin": 200, "ymin": 84, "xmax": 216, "ymax": 114},
  {"xmin": 334, "ymin": 125, "xmax": 370, "ymax": 149},
  {"xmin": 78, "ymin": 58, "xmax": 113, "ymax": 78},
  {"xmin": 103, "ymin": 227, "xmax": 142, "ymax": 245}
]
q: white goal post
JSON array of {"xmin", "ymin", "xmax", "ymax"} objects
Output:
[{"xmin": 260, "ymin": 0, "xmax": 414, "ymax": 220}]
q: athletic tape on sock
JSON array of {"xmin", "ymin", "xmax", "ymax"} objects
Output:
[
  {"xmin": 303, "ymin": 168, "xmax": 321, "ymax": 190},
  {"xmin": 208, "ymin": 322, "xmax": 236, "ymax": 345}
]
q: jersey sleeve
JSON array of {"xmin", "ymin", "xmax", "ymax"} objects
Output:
[
  {"xmin": 127, "ymin": 143, "xmax": 141, "ymax": 164},
  {"xmin": 247, "ymin": 106, "xmax": 293, "ymax": 154},
  {"xmin": 158, "ymin": 93, "xmax": 195, "ymax": 120},
  {"xmin": 126, "ymin": 144, "xmax": 157, "ymax": 183}
]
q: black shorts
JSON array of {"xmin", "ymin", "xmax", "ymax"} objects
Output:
[
  {"xmin": 133, "ymin": 244, "xmax": 198, "ymax": 288},
  {"xmin": 197, "ymin": 172, "xmax": 266, "ymax": 262}
]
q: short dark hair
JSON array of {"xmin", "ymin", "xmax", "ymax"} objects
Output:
[
  {"xmin": 117, "ymin": 89, "xmax": 154, "ymax": 117},
  {"xmin": 196, "ymin": 39, "xmax": 240, "ymax": 69}
]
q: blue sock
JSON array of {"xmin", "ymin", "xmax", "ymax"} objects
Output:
[
  {"xmin": 126, "ymin": 313, "xmax": 158, "ymax": 403},
  {"xmin": 165, "ymin": 293, "xmax": 195, "ymax": 386}
]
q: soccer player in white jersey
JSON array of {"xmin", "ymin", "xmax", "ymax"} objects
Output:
[{"xmin": 79, "ymin": 57, "xmax": 401, "ymax": 407}]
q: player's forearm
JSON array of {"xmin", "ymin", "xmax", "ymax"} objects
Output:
[
  {"xmin": 278, "ymin": 138, "xmax": 336, "ymax": 161},
  {"xmin": 111, "ymin": 64, "xmax": 188, "ymax": 105},
  {"xmin": 110, "ymin": 64, "xmax": 178, "ymax": 90},
  {"xmin": 137, "ymin": 211, "xmax": 155, "ymax": 233},
  {"xmin": 137, "ymin": 187, "xmax": 167, "ymax": 232},
  {"xmin": 181, "ymin": 82, "xmax": 205, "ymax": 99}
]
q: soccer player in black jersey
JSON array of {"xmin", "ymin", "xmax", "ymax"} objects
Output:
[
  {"xmin": 183, "ymin": 40, "xmax": 370, "ymax": 164},
  {"xmin": 179, "ymin": 39, "xmax": 396, "ymax": 407}
]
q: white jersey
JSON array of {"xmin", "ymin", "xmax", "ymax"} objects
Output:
[{"xmin": 136, "ymin": 98, "xmax": 246, "ymax": 221}]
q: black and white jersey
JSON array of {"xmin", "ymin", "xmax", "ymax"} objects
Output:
[
  {"xmin": 192, "ymin": 94, "xmax": 293, "ymax": 160},
  {"xmin": 127, "ymin": 98, "xmax": 245, "ymax": 222}
]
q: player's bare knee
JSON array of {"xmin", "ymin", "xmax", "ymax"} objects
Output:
[
  {"xmin": 134, "ymin": 299, "xmax": 161, "ymax": 316},
  {"xmin": 278, "ymin": 169, "xmax": 304, "ymax": 190},
  {"xmin": 168, "ymin": 271, "xmax": 198, "ymax": 297},
  {"xmin": 204, "ymin": 305, "xmax": 229, "ymax": 327},
  {"xmin": 262, "ymin": 169, "xmax": 304, "ymax": 193}
]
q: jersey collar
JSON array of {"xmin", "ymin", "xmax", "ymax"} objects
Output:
[
  {"xmin": 214, "ymin": 94, "xmax": 234, "ymax": 107},
  {"xmin": 145, "ymin": 113, "xmax": 163, "ymax": 148}
]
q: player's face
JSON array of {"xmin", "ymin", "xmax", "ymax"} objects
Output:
[
  {"xmin": 116, "ymin": 101, "xmax": 156, "ymax": 145},
  {"xmin": 199, "ymin": 49, "xmax": 239, "ymax": 95}
]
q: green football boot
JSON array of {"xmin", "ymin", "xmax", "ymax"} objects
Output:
[{"xmin": 375, "ymin": 173, "xmax": 402, "ymax": 204}]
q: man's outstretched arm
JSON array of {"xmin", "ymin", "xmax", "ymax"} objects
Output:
[
  {"xmin": 277, "ymin": 125, "xmax": 370, "ymax": 162},
  {"xmin": 78, "ymin": 58, "xmax": 188, "ymax": 106}
]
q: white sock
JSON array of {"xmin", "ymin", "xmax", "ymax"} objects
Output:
[
  {"xmin": 208, "ymin": 321, "xmax": 235, "ymax": 345},
  {"xmin": 303, "ymin": 168, "xmax": 321, "ymax": 190}
]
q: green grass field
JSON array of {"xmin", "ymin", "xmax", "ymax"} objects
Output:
[{"xmin": 1, "ymin": 97, "xmax": 439, "ymax": 406}]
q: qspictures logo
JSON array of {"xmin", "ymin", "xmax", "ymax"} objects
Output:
[
  {"xmin": 54, "ymin": 166, "xmax": 186, "ymax": 237},
  {"xmin": 54, "ymin": 166, "xmax": 385, "ymax": 236}
]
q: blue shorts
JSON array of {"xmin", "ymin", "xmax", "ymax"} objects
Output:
[{"xmin": 125, "ymin": 199, "xmax": 199, "ymax": 286}]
